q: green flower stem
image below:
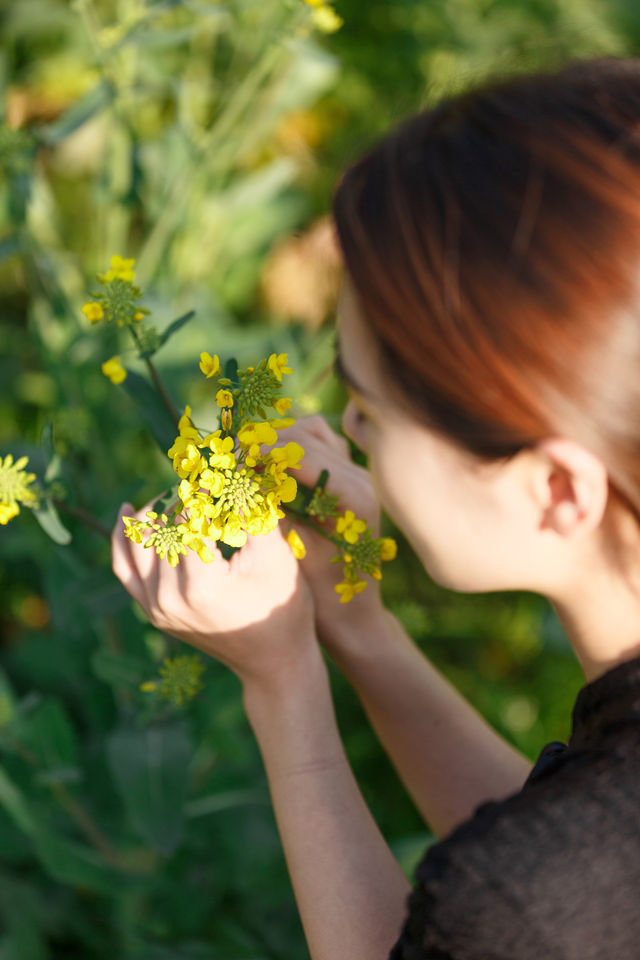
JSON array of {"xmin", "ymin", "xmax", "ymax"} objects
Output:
[
  {"xmin": 128, "ymin": 325, "xmax": 180, "ymax": 428},
  {"xmin": 7, "ymin": 735, "xmax": 129, "ymax": 870},
  {"xmin": 283, "ymin": 505, "xmax": 342, "ymax": 548},
  {"xmin": 53, "ymin": 499, "xmax": 111, "ymax": 540},
  {"xmin": 145, "ymin": 356, "xmax": 180, "ymax": 429}
]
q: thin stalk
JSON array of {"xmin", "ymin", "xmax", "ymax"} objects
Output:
[
  {"xmin": 128, "ymin": 325, "xmax": 180, "ymax": 428},
  {"xmin": 145, "ymin": 356, "xmax": 180, "ymax": 429},
  {"xmin": 7, "ymin": 737, "xmax": 128, "ymax": 870},
  {"xmin": 53, "ymin": 499, "xmax": 111, "ymax": 540}
]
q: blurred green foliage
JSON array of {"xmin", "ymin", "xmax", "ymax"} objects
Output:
[{"xmin": 1, "ymin": 0, "xmax": 638, "ymax": 956}]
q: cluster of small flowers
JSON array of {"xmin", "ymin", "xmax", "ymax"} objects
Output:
[
  {"xmin": 303, "ymin": 0, "xmax": 343, "ymax": 33},
  {"xmin": 81, "ymin": 254, "xmax": 152, "ymax": 383},
  {"xmin": 295, "ymin": 490, "xmax": 397, "ymax": 602},
  {"xmin": 140, "ymin": 654, "xmax": 206, "ymax": 707},
  {"xmin": 122, "ymin": 351, "xmax": 304, "ymax": 563},
  {"xmin": 0, "ymin": 454, "xmax": 39, "ymax": 525}
]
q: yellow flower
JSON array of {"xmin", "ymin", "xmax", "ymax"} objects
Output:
[
  {"xmin": 177, "ymin": 405, "xmax": 200, "ymax": 440},
  {"xmin": 199, "ymin": 352, "xmax": 220, "ymax": 378},
  {"xmin": 216, "ymin": 389, "xmax": 234, "ymax": 408},
  {"xmin": 275, "ymin": 474, "xmax": 297, "ymax": 502},
  {"xmin": 335, "ymin": 578, "xmax": 367, "ymax": 603},
  {"xmin": 168, "ymin": 437, "xmax": 203, "ymax": 481},
  {"xmin": 268, "ymin": 353, "xmax": 293, "ymax": 382},
  {"xmin": 270, "ymin": 417, "xmax": 296, "ymax": 430},
  {"xmin": 335, "ymin": 509, "xmax": 367, "ymax": 545},
  {"xmin": 181, "ymin": 532, "xmax": 215, "ymax": 563},
  {"xmin": 0, "ymin": 455, "xmax": 39, "ymax": 524},
  {"xmin": 101, "ymin": 356, "xmax": 127, "ymax": 384},
  {"xmin": 267, "ymin": 441, "xmax": 305, "ymax": 472},
  {"xmin": 104, "ymin": 254, "xmax": 136, "ymax": 283},
  {"xmin": 274, "ymin": 397, "xmax": 292, "ymax": 415},
  {"xmin": 304, "ymin": 0, "xmax": 325, "ymax": 6},
  {"xmin": 238, "ymin": 422, "xmax": 278, "ymax": 464},
  {"xmin": 206, "ymin": 434, "xmax": 236, "ymax": 470},
  {"xmin": 133, "ymin": 311, "xmax": 144, "ymax": 322},
  {"xmin": 287, "ymin": 528, "xmax": 306, "ymax": 559},
  {"xmin": 82, "ymin": 301, "xmax": 104, "ymax": 324},
  {"xmin": 311, "ymin": 4, "xmax": 343, "ymax": 32},
  {"xmin": 221, "ymin": 409, "xmax": 233, "ymax": 431},
  {"xmin": 122, "ymin": 516, "xmax": 145, "ymax": 544},
  {"xmin": 379, "ymin": 537, "xmax": 397, "ymax": 561},
  {"xmin": 196, "ymin": 469, "xmax": 225, "ymax": 497},
  {"xmin": 0, "ymin": 503, "xmax": 19, "ymax": 524}
]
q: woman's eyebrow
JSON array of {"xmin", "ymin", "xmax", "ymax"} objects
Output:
[{"xmin": 333, "ymin": 342, "xmax": 376, "ymax": 401}]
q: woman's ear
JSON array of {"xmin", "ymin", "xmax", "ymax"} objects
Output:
[{"xmin": 534, "ymin": 438, "xmax": 609, "ymax": 536}]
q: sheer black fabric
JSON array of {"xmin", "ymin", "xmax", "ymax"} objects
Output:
[{"xmin": 389, "ymin": 655, "xmax": 640, "ymax": 960}]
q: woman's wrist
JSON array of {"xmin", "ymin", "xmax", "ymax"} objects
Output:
[
  {"xmin": 316, "ymin": 594, "xmax": 392, "ymax": 667},
  {"xmin": 242, "ymin": 631, "xmax": 329, "ymax": 727}
]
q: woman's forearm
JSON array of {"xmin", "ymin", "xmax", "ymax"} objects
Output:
[
  {"xmin": 243, "ymin": 640, "xmax": 410, "ymax": 960},
  {"xmin": 321, "ymin": 605, "xmax": 532, "ymax": 839}
]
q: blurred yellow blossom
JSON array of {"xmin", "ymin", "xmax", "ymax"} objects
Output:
[
  {"xmin": 0, "ymin": 454, "xmax": 39, "ymax": 525},
  {"xmin": 101, "ymin": 356, "xmax": 127, "ymax": 384},
  {"xmin": 82, "ymin": 301, "xmax": 104, "ymax": 324},
  {"xmin": 104, "ymin": 254, "xmax": 136, "ymax": 283},
  {"xmin": 311, "ymin": 4, "xmax": 343, "ymax": 32}
]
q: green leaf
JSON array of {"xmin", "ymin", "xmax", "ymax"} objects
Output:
[
  {"xmin": 40, "ymin": 419, "xmax": 62, "ymax": 484},
  {"xmin": 0, "ymin": 767, "xmax": 120, "ymax": 895},
  {"xmin": 36, "ymin": 80, "xmax": 115, "ymax": 146},
  {"xmin": 32, "ymin": 498, "xmax": 72, "ymax": 545},
  {"xmin": 91, "ymin": 647, "xmax": 152, "ymax": 690},
  {"xmin": 0, "ymin": 766, "xmax": 35, "ymax": 836},
  {"xmin": 16, "ymin": 697, "xmax": 79, "ymax": 773},
  {"xmin": 31, "ymin": 831, "xmax": 122, "ymax": 896},
  {"xmin": 152, "ymin": 485, "xmax": 178, "ymax": 514},
  {"xmin": 224, "ymin": 358, "xmax": 239, "ymax": 387},
  {"xmin": 0, "ymin": 667, "xmax": 15, "ymax": 734},
  {"xmin": 106, "ymin": 720, "xmax": 192, "ymax": 855},
  {"xmin": 120, "ymin": 369, "xmax": 177, "ymax": 451},
  {"xmin": 157, "ymin": 310, "xmax": 196, "ymax": 350},
  {"xmin": 0, "ymin": 231, "xmax": 22, "ymax": 264}
]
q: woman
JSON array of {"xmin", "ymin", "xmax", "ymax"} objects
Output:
[{"xmin": 112, "ymin": 58, "xmax": 640, "ymax": 959}]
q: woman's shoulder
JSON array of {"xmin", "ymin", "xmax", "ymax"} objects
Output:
[{"xmin": 391, "ymin": 728, "xmax": 640, "ymax": 960}]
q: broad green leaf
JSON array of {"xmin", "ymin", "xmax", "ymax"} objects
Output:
[
  {"xmin": 157, "ymin": 310, "xmax": 196, "ymax": 350},
  {"xmin": 16, "ymin": 697, "xmax": 79, "ymax": 773},
  {"xmin": 0, "ymin": 766, "xmax": 35, "ymax": 836},
  {"xmin": 32, "ymin": 830, "xmax": 123, "ymax": 896},
  {"xmin": 120, "ymin": 369, "xmax": 177, "ymax": 452},
  {"xmin": 32, "ymin": 498, "xmax": 71, "ymax": 545},
  {"xmin": 36, "ymin": 80, "xmax": 115, "ymax": 146},
  {"xmin": 107, "ymin": 720, "xmax": 192, "ymax": 855}
]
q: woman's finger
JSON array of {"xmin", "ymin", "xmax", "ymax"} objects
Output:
[{"xmin": 111, "ymin": 502, "xmax": 148, "ymax": 609}]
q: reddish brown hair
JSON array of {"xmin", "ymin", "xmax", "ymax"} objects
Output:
[{"xmin": 333, "ymin": 58, "xmax": 640, "ymax": 517}]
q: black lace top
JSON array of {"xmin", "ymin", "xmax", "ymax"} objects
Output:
[{"xmin": 389, "ymin": 655, "xmax": 640, "ymax": 960}]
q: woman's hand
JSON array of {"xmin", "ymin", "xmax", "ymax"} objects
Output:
[
  {"xmin": 278, "ymin": 415, "xmax": 386, "ymax": 651},
  {"xmin": 112, "ymin": 501, "xmax": 317, "ymax": 691}
]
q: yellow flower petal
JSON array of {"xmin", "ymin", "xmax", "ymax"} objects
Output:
[
  {"xmin": 199, "ymin": 352, "xmax": 220, "ymax": 378},
  {"xmin": 101, "ymin": 356, "xmax": 127, "ymax": 384},
  {"xmin": 287, "ymin": 528, "xmax": 307, "ymax": 559}
]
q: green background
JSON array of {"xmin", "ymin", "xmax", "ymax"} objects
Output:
[{"xmin": 1, "ymin": 0, "xmax": 638, "ymax": 956}]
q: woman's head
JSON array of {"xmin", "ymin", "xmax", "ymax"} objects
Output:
[{"xmin": 332, "ymin": 57, "xmax": 640, "ymax": 594}]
